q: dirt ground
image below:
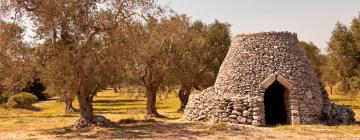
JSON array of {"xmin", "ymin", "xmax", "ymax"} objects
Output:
[
  {"xmin": 1, "ymin": 120, "xmax": 360, "ymax": 140},
  {"xmin": 1, "ymin": 90, "xmax": 360, "ymax": 140}
]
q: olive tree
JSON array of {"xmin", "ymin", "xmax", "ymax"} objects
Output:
[
  {"xmin": 1, "ymin": 0, "xmax": 160, "ymax": 128},
  {"xmin": 0, "ymin": 20, "xmax": 36, "ymax": 96},
  {"xmin": 172, "ymin": 19, "xmax": 231, "ymax": 112},
  {"xmin": 324, "ymin": 14, "xmax": 360, "ymax": 95},
  {"xmin": 137, "ymin": 15, "xmax": 181, "ymax": 118}
]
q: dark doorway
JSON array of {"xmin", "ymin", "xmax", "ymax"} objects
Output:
[{"xmin": 264, "ymin": 81, "xmax": 288, "ymax": 125}]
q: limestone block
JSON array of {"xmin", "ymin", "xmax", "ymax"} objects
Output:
[
  {"xmin": 229, "ymin": 115, "xmax": 237, "ymax": 119},
  {"xmin": 259, "ymin": 74, "xmax": 276, "ymax": 89},
  {"xmin": 243, "ymin": 110, "xmax": 250, "ymax": 117},
  {"xmin": 232, "ymin": 110, "xmax": 242, "ymax": 116},
  {"xmin": 276, "ymin": 75, "xmax": 294, "ymax": 90}
]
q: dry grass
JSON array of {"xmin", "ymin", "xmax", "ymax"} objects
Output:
[
  {"xmin": 0, "ymin": 89, "xmax": 181, "ymax": 132},
  {"xmin": 0, "ymin": 89, "xmax": 360, "ymax": 139}
]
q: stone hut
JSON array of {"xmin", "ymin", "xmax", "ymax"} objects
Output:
[{"xmin": 184, "ymin": 32, "xmax": 355, "ymax": 126}]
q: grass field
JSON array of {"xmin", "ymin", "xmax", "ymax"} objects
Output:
[{"xmin": 0, "ymin": 89, "xmax": 360, "ymax": 139}]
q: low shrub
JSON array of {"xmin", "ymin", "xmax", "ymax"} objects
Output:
[
  {"xmin": 42, "ymin": 88, "xmax": 56, "ymax": 98},
  {"xmin": 6, "ymin": 92, "xmax": 38, "ymax": 108},
  {"xmin": 0, "ymin": 96, "xmax": 8, "ymax": 105},
  {"xmin": 22, "ymin": 79, "xmax": 47, "ymax": 100}
]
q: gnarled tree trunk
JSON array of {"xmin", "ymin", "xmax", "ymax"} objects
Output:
[
  {"xmin": 65, "ymin": 98, "xmax": 77, "ymax": 113},
  {"xmin": 73, "ymin": 62, "xmax": 94, "ymax": 129},
  {"xmin": 113, "ymin": 84, "xmax": 120, "ymax": 93},
  {"xmin": 145, "ymin": 83, "xmax": 160, "ymax": 117},
  {"xmin": 329, "ymin": 85, "xmax": 334, "ymax": 95},
  {"xmin": 177, "ymin": 67, "xmax": 209, "ymax": 112},
  {"xmin": 77, "ymin": 93, "xmax": 94, "ymax": 121},
  {"xmin": 74, "ymin": 87, "xmax": 97, "ymax": 129},
  {"xmin": 142, "ymin": 65, "xmax": 165, "ymax": 118},
  {"xmin": 177, "ymin": 82, "xmax": 192, "ymax": 112}
]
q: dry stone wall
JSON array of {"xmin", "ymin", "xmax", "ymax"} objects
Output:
[
  {"xmin": 184, "ymin": 32, "xmax": 355, "ymax": 126},
  {"xmin": 185, "ymin": 87, "xmax": 265, "ymax": 125}
]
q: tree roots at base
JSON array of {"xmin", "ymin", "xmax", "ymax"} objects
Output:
[
  {"xmin": 145, "ymin": 113, "xmax": 168, "ymax": 119},
  {"xmin": 73, "ymin": 115, "xmax": 116, "ymax": 130}
]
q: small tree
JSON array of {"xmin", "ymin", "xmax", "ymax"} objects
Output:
[
  {"xmin": 328, "ymin": 22, "xmax": 358, "ymax": 80},
  {"xmin": 138, "ymin": 16, "xmax": 179, "ymax": 118},
  {"xmin": 321, "ymin": 55, "xmax": 340, "ymax": 94},
  {"xmin": 0, "ymin": 21, "xmax": 36, "ymax": 96},
  {"xmin": 325, "ymin": 16, "xmax": 360, "ymax": 95},
  {"xmin": 172, "ymin": 19, "xmax": 231, "ymax": 112},
  {"xmin": 36, "ymin": 44, "xmax": 78, "ymax": 113}
]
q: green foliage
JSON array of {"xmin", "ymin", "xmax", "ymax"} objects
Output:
[
  {"xmin": 325, "ymin": 13, "xmax": 360, "ymax": 96},
  {"xmin": 321, "ymin": 56, "xmax": 340, "ymax": 94},
  {"xmin": 42, "ymin": 91, "xmax": 55, "ymax": 99},
  {"xmin": 299, "ymin": 41, "xmax": 325, "ymax": 77},
  {"xmin": 328, "ymin": 22, "xmax": 358, "ymax": 79},
  {"xmin": 0, "ymin": 21, "xmax": 36, "ymax": 95},
  {"xmin": 337, "ymin": 79, "xmax": 351, "ymax": 94},
  {"xmin": 169, "ymin": 17, "xmax": 231, "ymax": 89},
  {"xmin": 349, "ymin": 75, "xmax": 360, "ymax": 96},
  {"xmin": 0, "ymin": 96, "xmax": 8, "ymax": 105},
  {"xmin": 205, "ymin": 20, "xmax": 232, "ymax": 76},
  {"xmin": 6, "ymin": 92, "xmax": 38, "ymax": 108}
]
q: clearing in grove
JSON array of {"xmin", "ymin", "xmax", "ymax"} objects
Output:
[{"xmin": 0, "ymin": 89, "xmax": 360, "ymax": 139}]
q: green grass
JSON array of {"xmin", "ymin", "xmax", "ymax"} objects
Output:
[
  {"xmin": 0, "ymin": 89, "xmax": 181, "ymax": 132},
  {"xmin": 0, "ymin": 88, "xmax": 360, "ymax": 139},
  {"xmin": 92, "ymin": 90, "xmax": 181, "ymax": 120}
]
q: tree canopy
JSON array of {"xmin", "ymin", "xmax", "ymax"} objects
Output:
[{"xmin": 324, "ymin": 14, "xmax": 360, "ymax": 96}]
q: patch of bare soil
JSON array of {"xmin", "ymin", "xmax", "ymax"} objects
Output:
[{"xmin": 1, "ymin": 121, "xmax": 360, "ymax": 140}]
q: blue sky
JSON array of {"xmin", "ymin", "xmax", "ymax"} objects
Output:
[{"xmin": 158, "ymin": 0, "xmax": 360, "ymax": 52}]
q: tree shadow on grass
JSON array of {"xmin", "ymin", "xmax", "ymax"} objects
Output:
[
  {"xmin": 93, "ymin": 103, "xmax": 147, "ymax": 107},
  {"xmin": 93, "ymin": 108, "xmax": 128, "ymax": 112},
  {"xmin": 40, "ymin": 121, "xmax": 210, "ymax": 139},
  {"xmin": 18, "ymin": 106, "xmax": 42, "ymax": 111},
  {"xmin": 92, "ymin": 99, "xmax": 147, "ymax": 108},
  {"xmin": 0, "ymin": 114, "xmax": 78, "ymax": 119},
  {"xmin": 93, "ymin": 106, "xmax": 170, "ymax": 111},
  {"xmin": 93, "ymin": 99, "xmax": 145, "ymax": 104},
  {"xmin": 95, "ymin": 95, "xmax": 121, "ymax": 98}
]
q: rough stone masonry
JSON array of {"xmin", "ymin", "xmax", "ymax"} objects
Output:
[{"xmin": 184, "ymin": 32, "xmax": 355, "ymax": 126}]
